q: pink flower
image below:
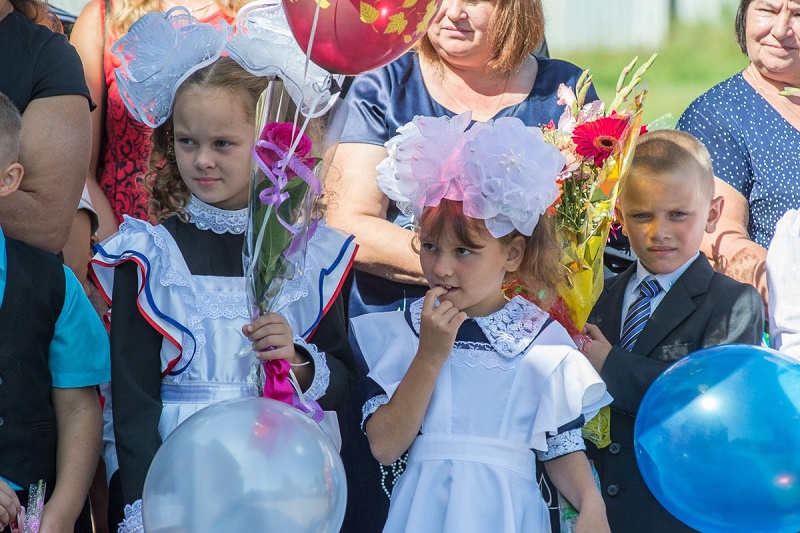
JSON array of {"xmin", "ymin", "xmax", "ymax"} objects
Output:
[
  {"xmin": 577, "ymin": 100, "xmax": 605, "ymax": 123},
  {"xmin": 571, "ymin": 116, "xmax": 628, "ymax": 167},
  {"xmin": 557, "ymin": 83, "xmax": 577, "ymax": 108},
  {"xmin": 255, "ymin": 122, "xmax": 315, "ymax": 172}
]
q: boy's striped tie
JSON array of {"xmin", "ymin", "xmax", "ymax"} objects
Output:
[{"xmin": 620, "ymin": 277, "xmax": 662, "ymax": 350}]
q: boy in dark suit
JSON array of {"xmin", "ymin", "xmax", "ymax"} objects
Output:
[{"xmin": 583, "ymin": 129, "xmax": 764, "ymax": 532}]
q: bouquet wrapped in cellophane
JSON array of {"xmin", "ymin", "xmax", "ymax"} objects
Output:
[
  {"xmin": 545, "ymin": 54, "xmax": 656, "ymax": 333},
  {"xmin": 244, "ymin": 86, "xmax": 346, "ymax": 416},
  {"xmin": 245, "ymin": 80, "xmax": 322, "ymax": 319},
  {"xmin": 9, "ymin": 480, "xmax": 45, "ymax": 533},
  {"xmin": 228, "ymin": 1, "xmax": 346, "ymax": 415},
  {"xmin": 532, "ymin": 54, "xmax": 657, "ymax": 528}
]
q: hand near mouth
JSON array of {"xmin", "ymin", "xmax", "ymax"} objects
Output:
[{"xmin": 418, "ymin": 286, "xmax": 468, "ymax": 365}]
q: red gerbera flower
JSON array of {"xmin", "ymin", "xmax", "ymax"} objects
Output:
[{"xmin": 571, "ymin": 116, "xmax": 628, "ymax": 167}]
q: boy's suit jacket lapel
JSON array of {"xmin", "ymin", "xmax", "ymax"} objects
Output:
[
  {"xmin": 593, "ymin": 265, "xmax": 636, "ymax": 345},
  {"xmin": 633, "ymin": 255, "xmax": 714, "ymax": 355}
]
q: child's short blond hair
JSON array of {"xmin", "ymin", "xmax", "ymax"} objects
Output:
[
  {"xmin": 622, "ymin": 129, "xmax": 715, "ymax": 202},
  {"xmin": 0, "ymin": 92, "xmax": 22, "ymax": 169}
]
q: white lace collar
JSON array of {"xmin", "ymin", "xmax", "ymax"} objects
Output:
[
  {"xmin": 409, "ymin": 296, "xmax": 550, "ymax": 358},
  {"xmin": 186, "ymin": 196, "xmax": 247, "ymax": 234}
]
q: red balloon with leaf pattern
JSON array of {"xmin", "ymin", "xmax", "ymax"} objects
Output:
[{"xmin": 283, "ymin": 0, "xmax": 441, "ymax": 75}]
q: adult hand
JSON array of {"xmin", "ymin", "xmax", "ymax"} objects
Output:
[
  {"xmin": 701, "ymin": 177, "xmax": 768, "ymax": 311},
  {"xmin": 324, "ymin": 143, "xmax": 427, "ymax": 285}
]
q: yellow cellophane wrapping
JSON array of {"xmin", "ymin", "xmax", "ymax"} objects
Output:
[{"xmin": 556, "ymin": 109, "xmax": 643, "ymax": 333}]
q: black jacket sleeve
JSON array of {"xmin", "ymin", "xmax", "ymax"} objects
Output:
[
  {"xmin": 306, "ymin": 293, "xmax": 357, "ymax": 412},
  {"xmin": 109, "ymin": 261, "xmax": 164, "ymax": 504}
]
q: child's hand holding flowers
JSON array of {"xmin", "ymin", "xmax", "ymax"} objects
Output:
[
  {"xmin": 0, "ymin": 479, "xmax": 20, "ymax": 531},
  {"xmin": 242, "ymin": 313, "xmax": 316, "ymax": 403},
  {"xmin": 244, "ymin": 313, "xmax": 302, "ymax": 362}
]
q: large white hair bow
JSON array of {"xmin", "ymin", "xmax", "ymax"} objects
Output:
[
  {"xmin": 113, "ymin": 7, "xmax": 232, "ymax": 128},
  {"xmin": 113, "ymin": 1, "xmax": 342, "ymax": 128},
  {"xmin": 376, "ymin": 112, "xmax": 565, "ymax": 238},
  {"xmin": 226, "ymin": 1, "xmax": 342, "ymax": 119}
]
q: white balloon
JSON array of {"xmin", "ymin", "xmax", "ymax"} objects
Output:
[{"xmin": 142, "ymin": 397, "xmax": 346, "ymax": 532}]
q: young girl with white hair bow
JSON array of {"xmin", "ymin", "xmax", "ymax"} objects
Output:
[{"xmin": 355, "ymin": 112, "xmax": 613, "ymax": 532}]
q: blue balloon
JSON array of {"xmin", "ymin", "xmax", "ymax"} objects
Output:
[{"xmin": 634, "ymin": 344, "xmax": 800, "ymax": 533}]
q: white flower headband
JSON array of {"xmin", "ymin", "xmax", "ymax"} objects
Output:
[
  {"xmin": 376, "ymin": 112, "xmax": 565, "ymax": 238},
  {"xmin": 112, "ymin": 1, "xmax": 343, "ymax": 128}
]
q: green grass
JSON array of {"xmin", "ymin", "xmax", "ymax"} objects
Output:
[{"xmin": 557, "ymin": 19, "xmax": 749, "ymax": 125}]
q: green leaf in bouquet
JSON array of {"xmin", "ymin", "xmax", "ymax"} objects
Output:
[{"xmin": 250, "ymin": 174, "xmax": 312, "ymax": 313}]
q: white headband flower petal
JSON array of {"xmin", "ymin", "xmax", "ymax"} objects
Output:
[
  {"xmin": 377, "ymin": 113, "xmax": 472, "ymax": 218},
  {"xmin": 376, "ymin": 112, "xmax": 565, "ymax": 237},
  {"xmin": 112, "ymin": 2, "xmax": 343, "ymax": 128},
  {"xmin": 226, "ymin": 1, "xmax": 343, "ymax": 118},
  {"xmin": 112, "ymin": 7, "xmax": 232, "ymax": 128}
]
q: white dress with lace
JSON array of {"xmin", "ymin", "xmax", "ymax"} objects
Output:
[
  {"xmin": 91, "ymin": 197, "xmax": 357, "ymax": 532},
  {"xmin": 353, "ymin": 296, "xmax": 612, "ymax": 533}
]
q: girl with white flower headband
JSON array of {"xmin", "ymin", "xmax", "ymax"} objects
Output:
[
  {"xmin": 87, "ymin": 7, "xmax": 357, "ymax": 532},
  {"xmin": 354, "ymin": 112, "xmax": 613, "ymax": 532}
]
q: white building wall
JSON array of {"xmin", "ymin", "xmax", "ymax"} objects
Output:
[{"xmin": 542, "ymin": 0, "xmax": 668, "ymax": 53}]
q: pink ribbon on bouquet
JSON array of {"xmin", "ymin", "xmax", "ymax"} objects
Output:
[
  {"xmin": 262, "ymin": 358, "xmax": 294, "ymax": 405},
  {"xmin": 261, "ymin": 358, "xmax": 324, "ymax": 423},
  {"xmin": 253, "ymin": 142, "xmax": 321, "ymax": 256},
  {"xmin": 253, "ymin": 140, "xmax": 321, "ymax": 232}
]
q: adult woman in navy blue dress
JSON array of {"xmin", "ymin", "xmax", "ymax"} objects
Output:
[
  {"xmin": 678, "ymin": 0, "xmax": 800, "ymax": 312},
  {"xmin": 323, "ymin": 0, "xmax": 595, "ymax": 529}
]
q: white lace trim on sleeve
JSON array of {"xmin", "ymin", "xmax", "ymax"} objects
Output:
[
  {"xmin": 117, "ymin": 500, "xmax": 143, "ymax": 533},
  {"xmin": 536, "ymin": 428, "xmax": 586, "ymax": 462},
  {"xmin": 361, "ymin": 394, "xmax": 390, "ymax": 431},
  {"xmin": 295, "ymin": 336, "xmax": 329, "ymax": 401}
]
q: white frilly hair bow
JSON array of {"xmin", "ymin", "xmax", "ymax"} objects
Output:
[
  {"xmin": 226, "ymin": 1, "xmax": 342, "ymax": 118},
  {"xmin": 112, "ymin": 7, "xmax": 232, "ymax": 128},
  {"xmin": 376, "ymin": 112, "xmax": 566, "ymax": 238},
  {"xmin": 112, "ymin": 1, "xmax": 343, "ymax": 128}
]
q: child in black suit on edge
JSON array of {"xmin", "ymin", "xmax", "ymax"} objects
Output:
[{"xmin": 582, "ymin": 129, "xmax": 764, "ymax": 532}]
